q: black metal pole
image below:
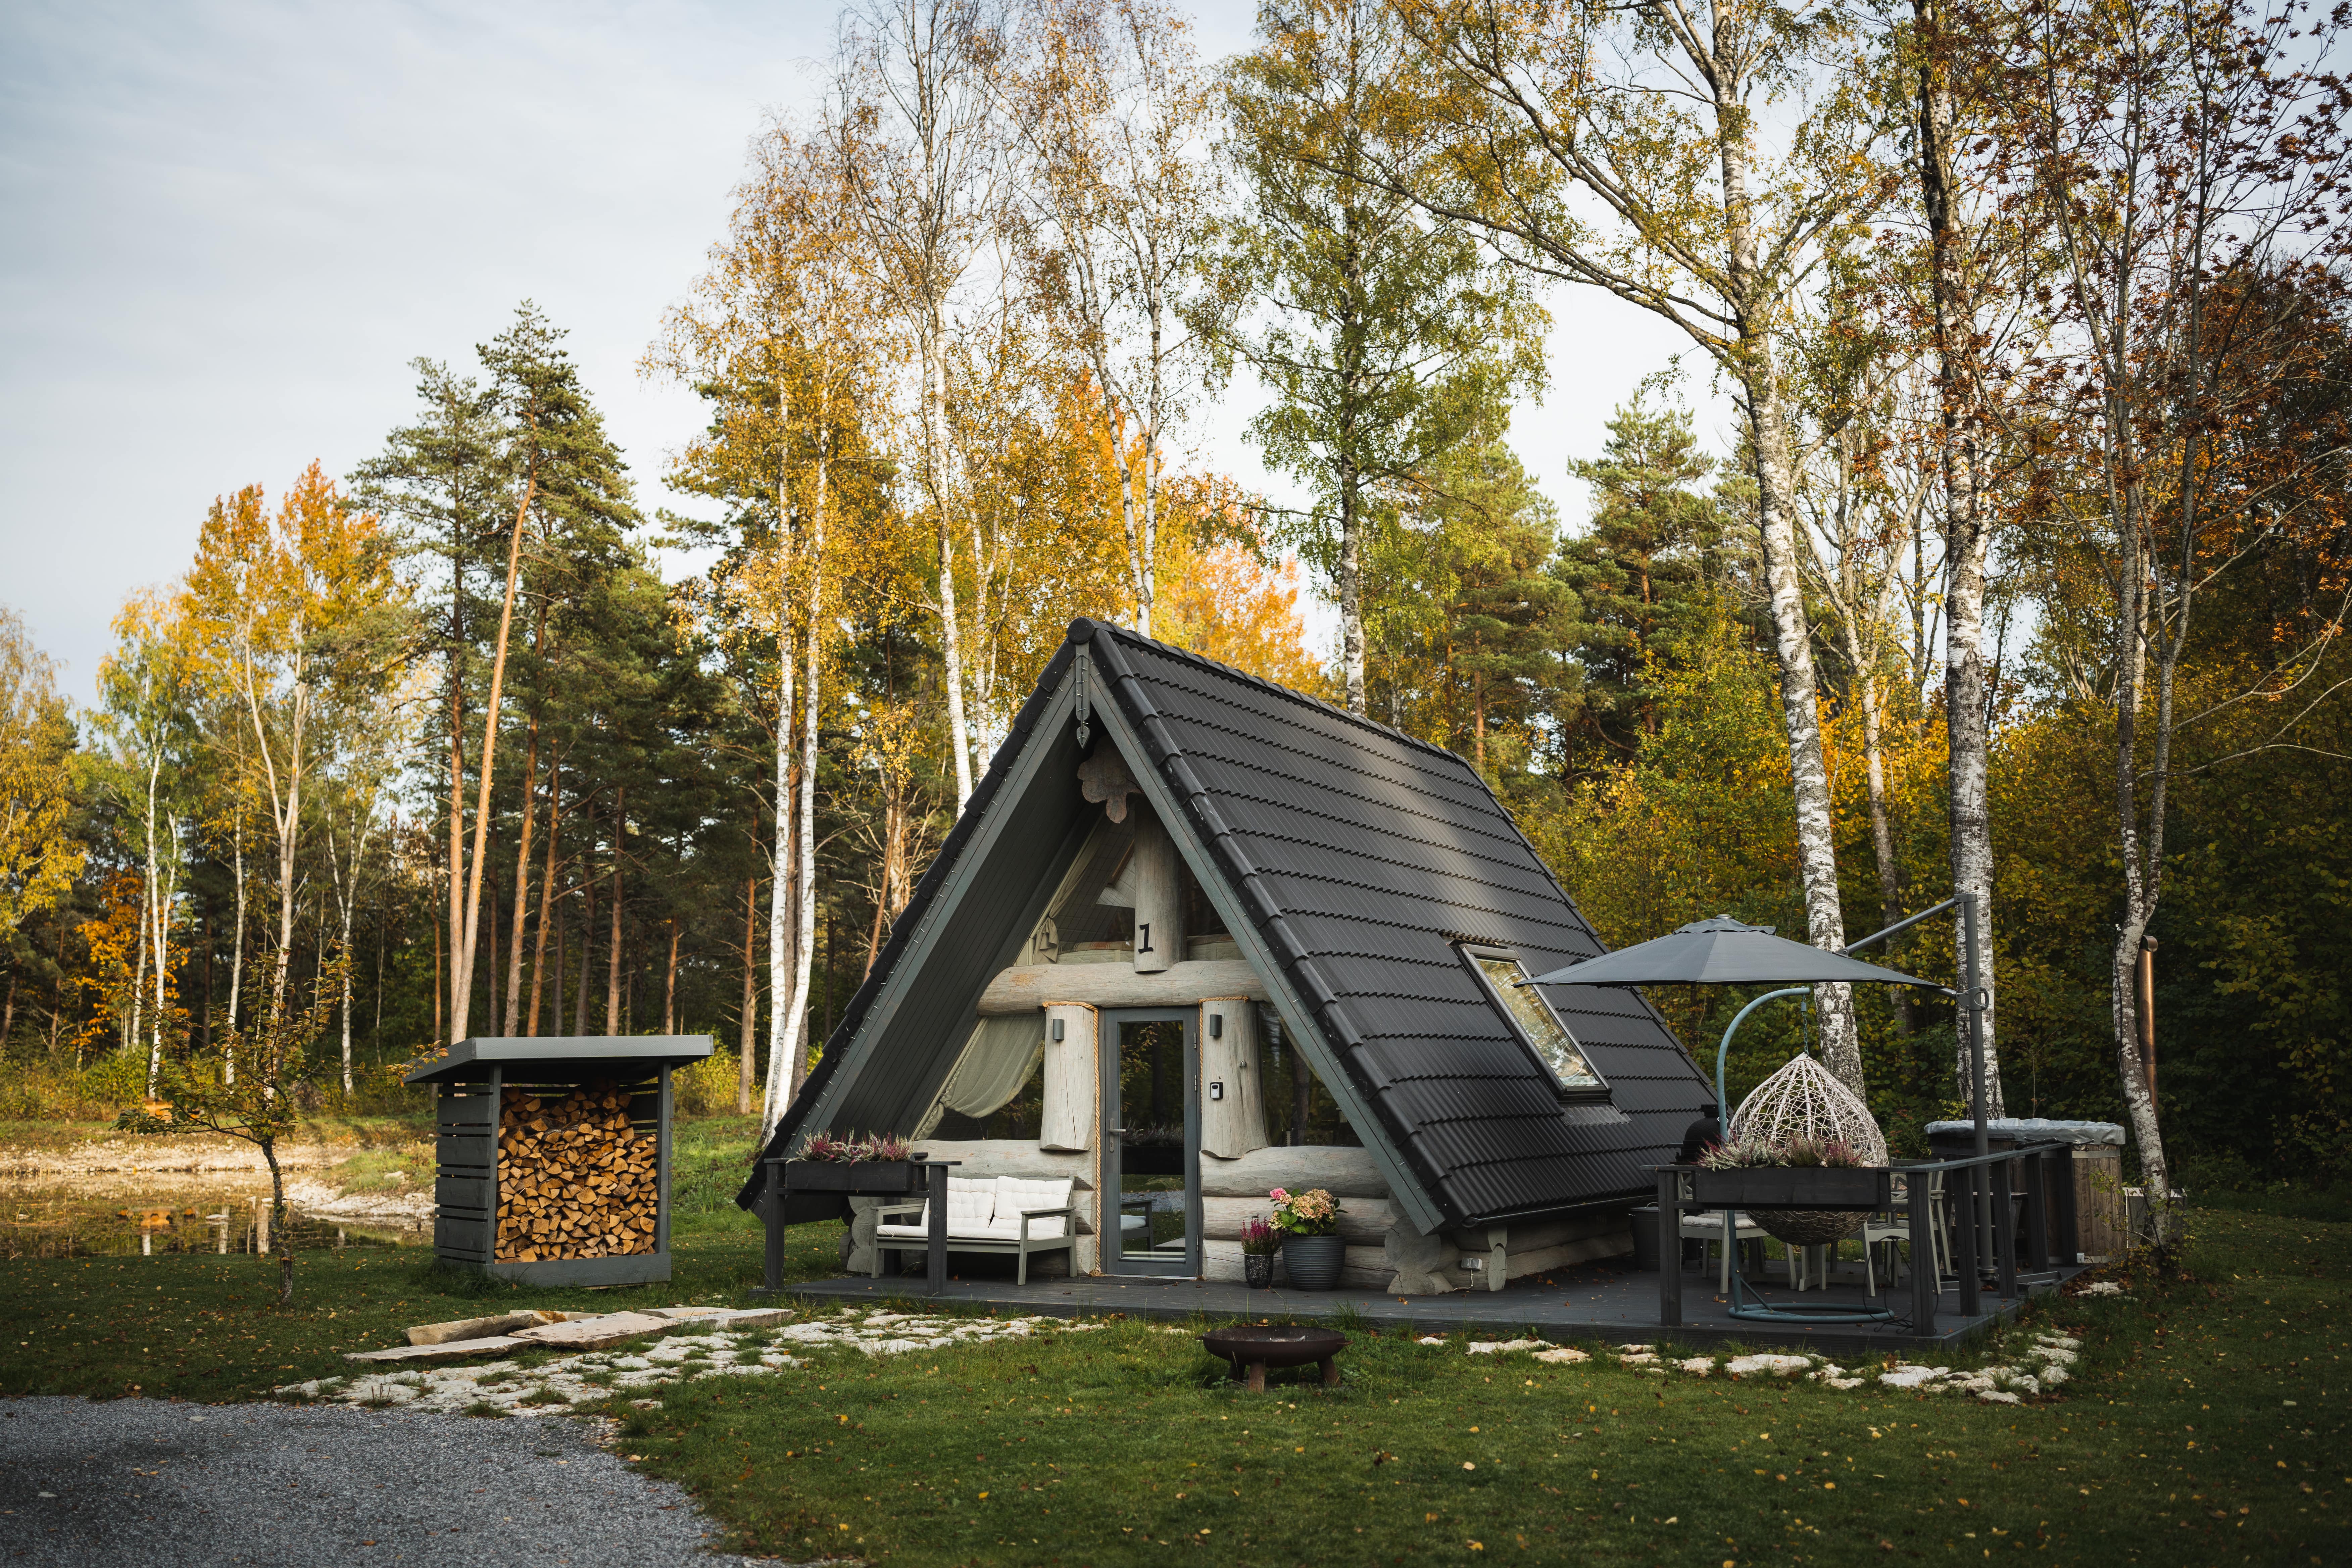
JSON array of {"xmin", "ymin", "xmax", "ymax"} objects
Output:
[
  {"xmin": 1953, "ymin": 1165, "xmax": 1982, "ymax": 1318},
  {"xmin": 763, "ymin": 1161, "xmax": 785, "ymax": 1295},
  {"xmin": 1908, "ymin": 1170, "xmax": 1937, "ymax": 1335},
  {"xmin": 2022, "ymin": 1150, "xmax": 2051, "ymax": 1273},
  {"xmin": 926, "ymin": 1162, "xmax": 949, "ymax": 1296},
  {"xmin": 1656, "ymin": 1170, "xmax": 1682, "ymax": 1328},
  {"xmin": 1960, "ymin": 891, "xmax": 1992, "ymax": 1277},
  {"xmin": 1992, "ymin": 1155, "xmax": 2018, "ymax": 1300}
]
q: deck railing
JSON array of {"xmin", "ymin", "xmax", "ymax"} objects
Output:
[{"xmin": 1651, "ymin": 1139, "xmax": 2074, "ymax": 1335}]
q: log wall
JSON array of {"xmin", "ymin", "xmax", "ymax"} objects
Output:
[{"xmin": 977, "ymin": 960, "xmax": 1265, "ymax": 1014}]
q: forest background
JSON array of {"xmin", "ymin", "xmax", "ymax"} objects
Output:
[{"xmin": 3, "ymin": 0, "xmax": 2348, "ymax": 1199}]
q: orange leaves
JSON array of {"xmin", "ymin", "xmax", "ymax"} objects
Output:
[{"xmin": 1156, "ymin": 533, "xmax": 1327, "ymax": 695}]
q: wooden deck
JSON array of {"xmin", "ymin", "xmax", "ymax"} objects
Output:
[{"xmin": 780, "ymin": 1256, "xmax": 2081, "ymax": 1355}]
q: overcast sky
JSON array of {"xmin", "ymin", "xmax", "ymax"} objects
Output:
[{"xmin": 1, "ymin": 0, "xmax": 1702, "ymax": 704}]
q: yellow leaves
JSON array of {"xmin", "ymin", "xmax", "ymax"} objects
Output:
[
  {"xmin": 180, "ymin": 463, "xmax": 400, "ymax": 688},
  {"xmin": 0, "ymin": 606, "xmax": 84, "ymax": 934}
]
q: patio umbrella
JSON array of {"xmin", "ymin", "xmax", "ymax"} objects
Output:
[
  {"xmin": 1521, "ymin": 915, "xmax": 1941, "ymax": 991},
  {"xmin": 1524, "ymin": 915, "xmax": 1951, "ymax": 1327}
]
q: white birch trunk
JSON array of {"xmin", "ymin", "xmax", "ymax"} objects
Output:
[
  {"xmin": 928, "ymin": 322, "xmax": 976, "ymax": 810},
  {"xmin": 1718, "ymin": 99, "xmax": 1858, "ymax": 1088},
  {"xmin": 1917, "ymin": 0, "xmax": 2004, "ymax": 1110},
  {"xmin": 227, "ymin": 818, "xmax": 243, "ymax": 1083},
  {"xmin": 782, "ymin": 522, "xmax": 826, "ymax": 1113},
  {"xmin": 762, "ymin": 507, "xmax": 800, "ymax": 1136}
]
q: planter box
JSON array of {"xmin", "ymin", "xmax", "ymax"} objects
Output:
[
  {"xmin": 780, "ymin": 1160, "xmax": 930, "ymax": 1195},
  {"xmin": 1690, "ymin": 1166, "xmax": 1892, "ymax": 1212}
]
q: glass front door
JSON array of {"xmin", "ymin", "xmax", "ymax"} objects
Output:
[{"xmin": 1102, "ymin": 1010, "xmax": 1200, "ymax": 1276}]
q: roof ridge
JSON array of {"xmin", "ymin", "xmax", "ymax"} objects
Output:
[{"xmin": 1081, "ymin": 618, "xmax": 1476, "ymax": 769}]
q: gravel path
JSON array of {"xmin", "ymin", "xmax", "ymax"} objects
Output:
[{"xmin": 0, "ymin": 1397, "xmax": 772, "ymax": 1568}]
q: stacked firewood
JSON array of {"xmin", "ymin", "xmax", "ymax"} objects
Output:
[{"xmin": 495, "ymin": 1081, "xmax": 658, "ymax": 1261}]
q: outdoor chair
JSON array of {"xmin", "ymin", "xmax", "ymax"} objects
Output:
[
  {"xmin": 1118, "ymin": 1192, "xmax": 1184, "ymax": 1252},
  {"xmin": 1860, "ymin": 1169, "xmax": 1952, "ymax": 1295},
  {"xmin": 875, "ymin": 1174, "xmax": 1076, "ymax": 1286},
  {"xmin": 1679, "ymin": 1209, "xmax": 1771, "ymax": 1293}
]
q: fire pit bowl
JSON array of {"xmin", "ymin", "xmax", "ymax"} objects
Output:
[{"xmin": 1199, "ymin": 1325, "xmax": 1349, "ymax": 1391}]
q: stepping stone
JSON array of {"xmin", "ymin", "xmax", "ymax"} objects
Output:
[
  {"xmin": 512, "ymin": 1312, "xmax": 676, "ymax": 1351},
  {"xmin": 347, "ymin": 1336, "xmax": 529, "ymax": 1364},
  {"xmin": 404, "ymin": 1310, "xmax": 594, "ymax": 1346}
]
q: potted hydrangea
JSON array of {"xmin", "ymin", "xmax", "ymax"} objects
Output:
[
  {"xmin": 1240, "ymin": 1217, "xmax": 1281, "ymax": 1288},
  {"xmin": 1269, "ymin": 1186, "xmax": 1344, "ymax": 1290}
]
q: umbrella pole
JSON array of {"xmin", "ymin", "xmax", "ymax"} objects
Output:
[{"xmin": 1714, "ymin": 986, "xmax": 1897, "ymax": 1325}]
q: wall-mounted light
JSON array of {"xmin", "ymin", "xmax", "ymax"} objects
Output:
[
  {"xmin": 1050, "ymin": 1018, "xmax": 1066, "ymax": 1042},
  {"xmin": 1208, "ymin": 1013, "xmax": 1224, "ymax": 1039}
]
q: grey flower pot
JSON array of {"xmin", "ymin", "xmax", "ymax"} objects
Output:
[
  {"xmin": 1282, "ymin": 1233, "xmax": 1345, "ymax": 1291},
  {"xmin": 1244, "ymin": 1252, "xmax": 1275, "ymax": 1288}
]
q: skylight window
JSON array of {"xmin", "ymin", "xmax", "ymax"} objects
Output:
[{"xmin": 1465, "ymin": 949, "xmax": 1607, "ymax": 1094}]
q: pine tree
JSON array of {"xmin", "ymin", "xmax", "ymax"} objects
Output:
[{"xmin": 1558, "ymin": 389, "xmax": 1735, "ymax": 765}]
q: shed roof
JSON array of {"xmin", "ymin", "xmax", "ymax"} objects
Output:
[
  {"xmin": 741, "ymin": 621, "xmax": 1713, "ymax": 1226},
  {"xmin": 407, "ymin": 1035, "xmax": 713, "ymax": 1085}
]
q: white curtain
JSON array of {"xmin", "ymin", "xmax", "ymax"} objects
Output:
[{"xmin": 913, "ymin": 1015, "xmax": 1046, "ymax": 1139}]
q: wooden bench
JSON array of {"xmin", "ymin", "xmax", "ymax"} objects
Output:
[{"xmin": 875, "ymin": 1175, "xmax": 1077, "ymax": 1286}]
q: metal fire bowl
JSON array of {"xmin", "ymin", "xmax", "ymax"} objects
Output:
[{"xmin": 1198, "ymin": 1325, "xmax": 1348, "ymax": 1371}]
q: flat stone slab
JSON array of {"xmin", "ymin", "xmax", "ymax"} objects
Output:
[
  {"xmin": 510, "ymin": 1311, "xmax": 676, "ymax": 1351},
  {"xmin": 346, "ymin": 1335, "xmax": 529, "ymax": 1364},
  {"xmin": 701, "ymin": 1307, "xmax": 791, "ymax": 1330},
  {"xmin": 404, "ymin": 1309, "xmax": 594, "ymax": 1345},
  {"xmin": 355, "ymin": 1306, "xmax": 794, "ymax": 1362}
]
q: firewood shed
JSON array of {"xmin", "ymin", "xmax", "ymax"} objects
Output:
[{"xmin": 408, "ymin": 1035, "xmax": 712, "ymax": 1286}]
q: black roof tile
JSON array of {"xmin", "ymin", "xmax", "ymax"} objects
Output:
[{"xmin": 1087, "ymin": 621, "xmax": 1713, "ymax": 1221}]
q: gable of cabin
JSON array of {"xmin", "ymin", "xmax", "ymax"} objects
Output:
[{"xmin": 741, "ymin": 621, "xmax": 1712, "ymax": 1293}]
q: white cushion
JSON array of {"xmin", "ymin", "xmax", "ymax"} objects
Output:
[
  {"xmin": 993, "ymin": 1176, "xmax": 1073, "ymax": 1240},
  {"xmin": 877, "ymin": 1176, "xmax": 998, "ymax": 1238},
  {"xmin": 946, "ymin": 1176, "xmax": 998, "ymax": 1231}
]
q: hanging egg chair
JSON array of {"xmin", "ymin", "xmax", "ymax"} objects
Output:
[{"xmin": 1728, "ymin": 1052, "xmax": 1888, "ymax": 1247}]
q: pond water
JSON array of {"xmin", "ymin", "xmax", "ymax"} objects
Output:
[{"xmin": 2, "ymin": 1185, "xmax": 431, "ymax": 1262}]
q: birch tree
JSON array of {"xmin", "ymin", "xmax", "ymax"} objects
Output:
[
  {"xmin": 98, "ymin": 590, "xmax": 195, "ymax": 1095},
  {"xmin": 654, "ymin": 125, "xmax": 881, "ymax": 1133},
  {"xmin": 831, "ymin": 0, "xmax": 1009, "ymax": 810},
  {"xmin": 181, "ymin": 467, "xmax": 402, "ymax": 1024},
  {"xmin": 1388, "ymin": 0, "xmax": 1904, "ymax": 1087},
  {"xmin": 1013, "ymin": 0, "xmax": 1214, "ymax": 636},
  {"xmin": 1997, "ymin": 0, "xmax": 2352, "ymax": 1222},
  {"xmin": 1215, "ymin": 0, "xmax": 1546, "ymax": 717}
]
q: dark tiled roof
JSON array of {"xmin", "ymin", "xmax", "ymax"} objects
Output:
[
  {"xmin": 737, "ymin": 621, "xmax": 1712, "ymax": 1226},
  {"xmin": 1088, "ymin": 622, "xmax": 1711, "ymax": 1222}
]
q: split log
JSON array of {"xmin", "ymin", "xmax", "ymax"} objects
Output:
[
  {"xmin": 494, "ymin": 1081, "xmax": 658, "ymax": 1263},
  {"xmin": 1196, "ymin": 1143, "xmax": 1389, "ymax": 1199},
  {"xmin": 1128, "ymin": 806, "xmax": 1183, "ymax": 974},
  {"xmin": 1199, "ymin": 1195, "xmax": 1398, "ymax": 1246},
  {"xmin": 977, "ymin": 960, "xmax": 1264, "ymax": 1015}
]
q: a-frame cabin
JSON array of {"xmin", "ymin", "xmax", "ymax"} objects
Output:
[{"xmin": 739, "ymin": 619, "xmax": 1714, "ymax": 1292}]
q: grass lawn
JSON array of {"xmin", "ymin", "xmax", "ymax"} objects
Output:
[{"xmin": 2, "ymin": 1124, "xmax": 2342, "ymax": 1565}]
